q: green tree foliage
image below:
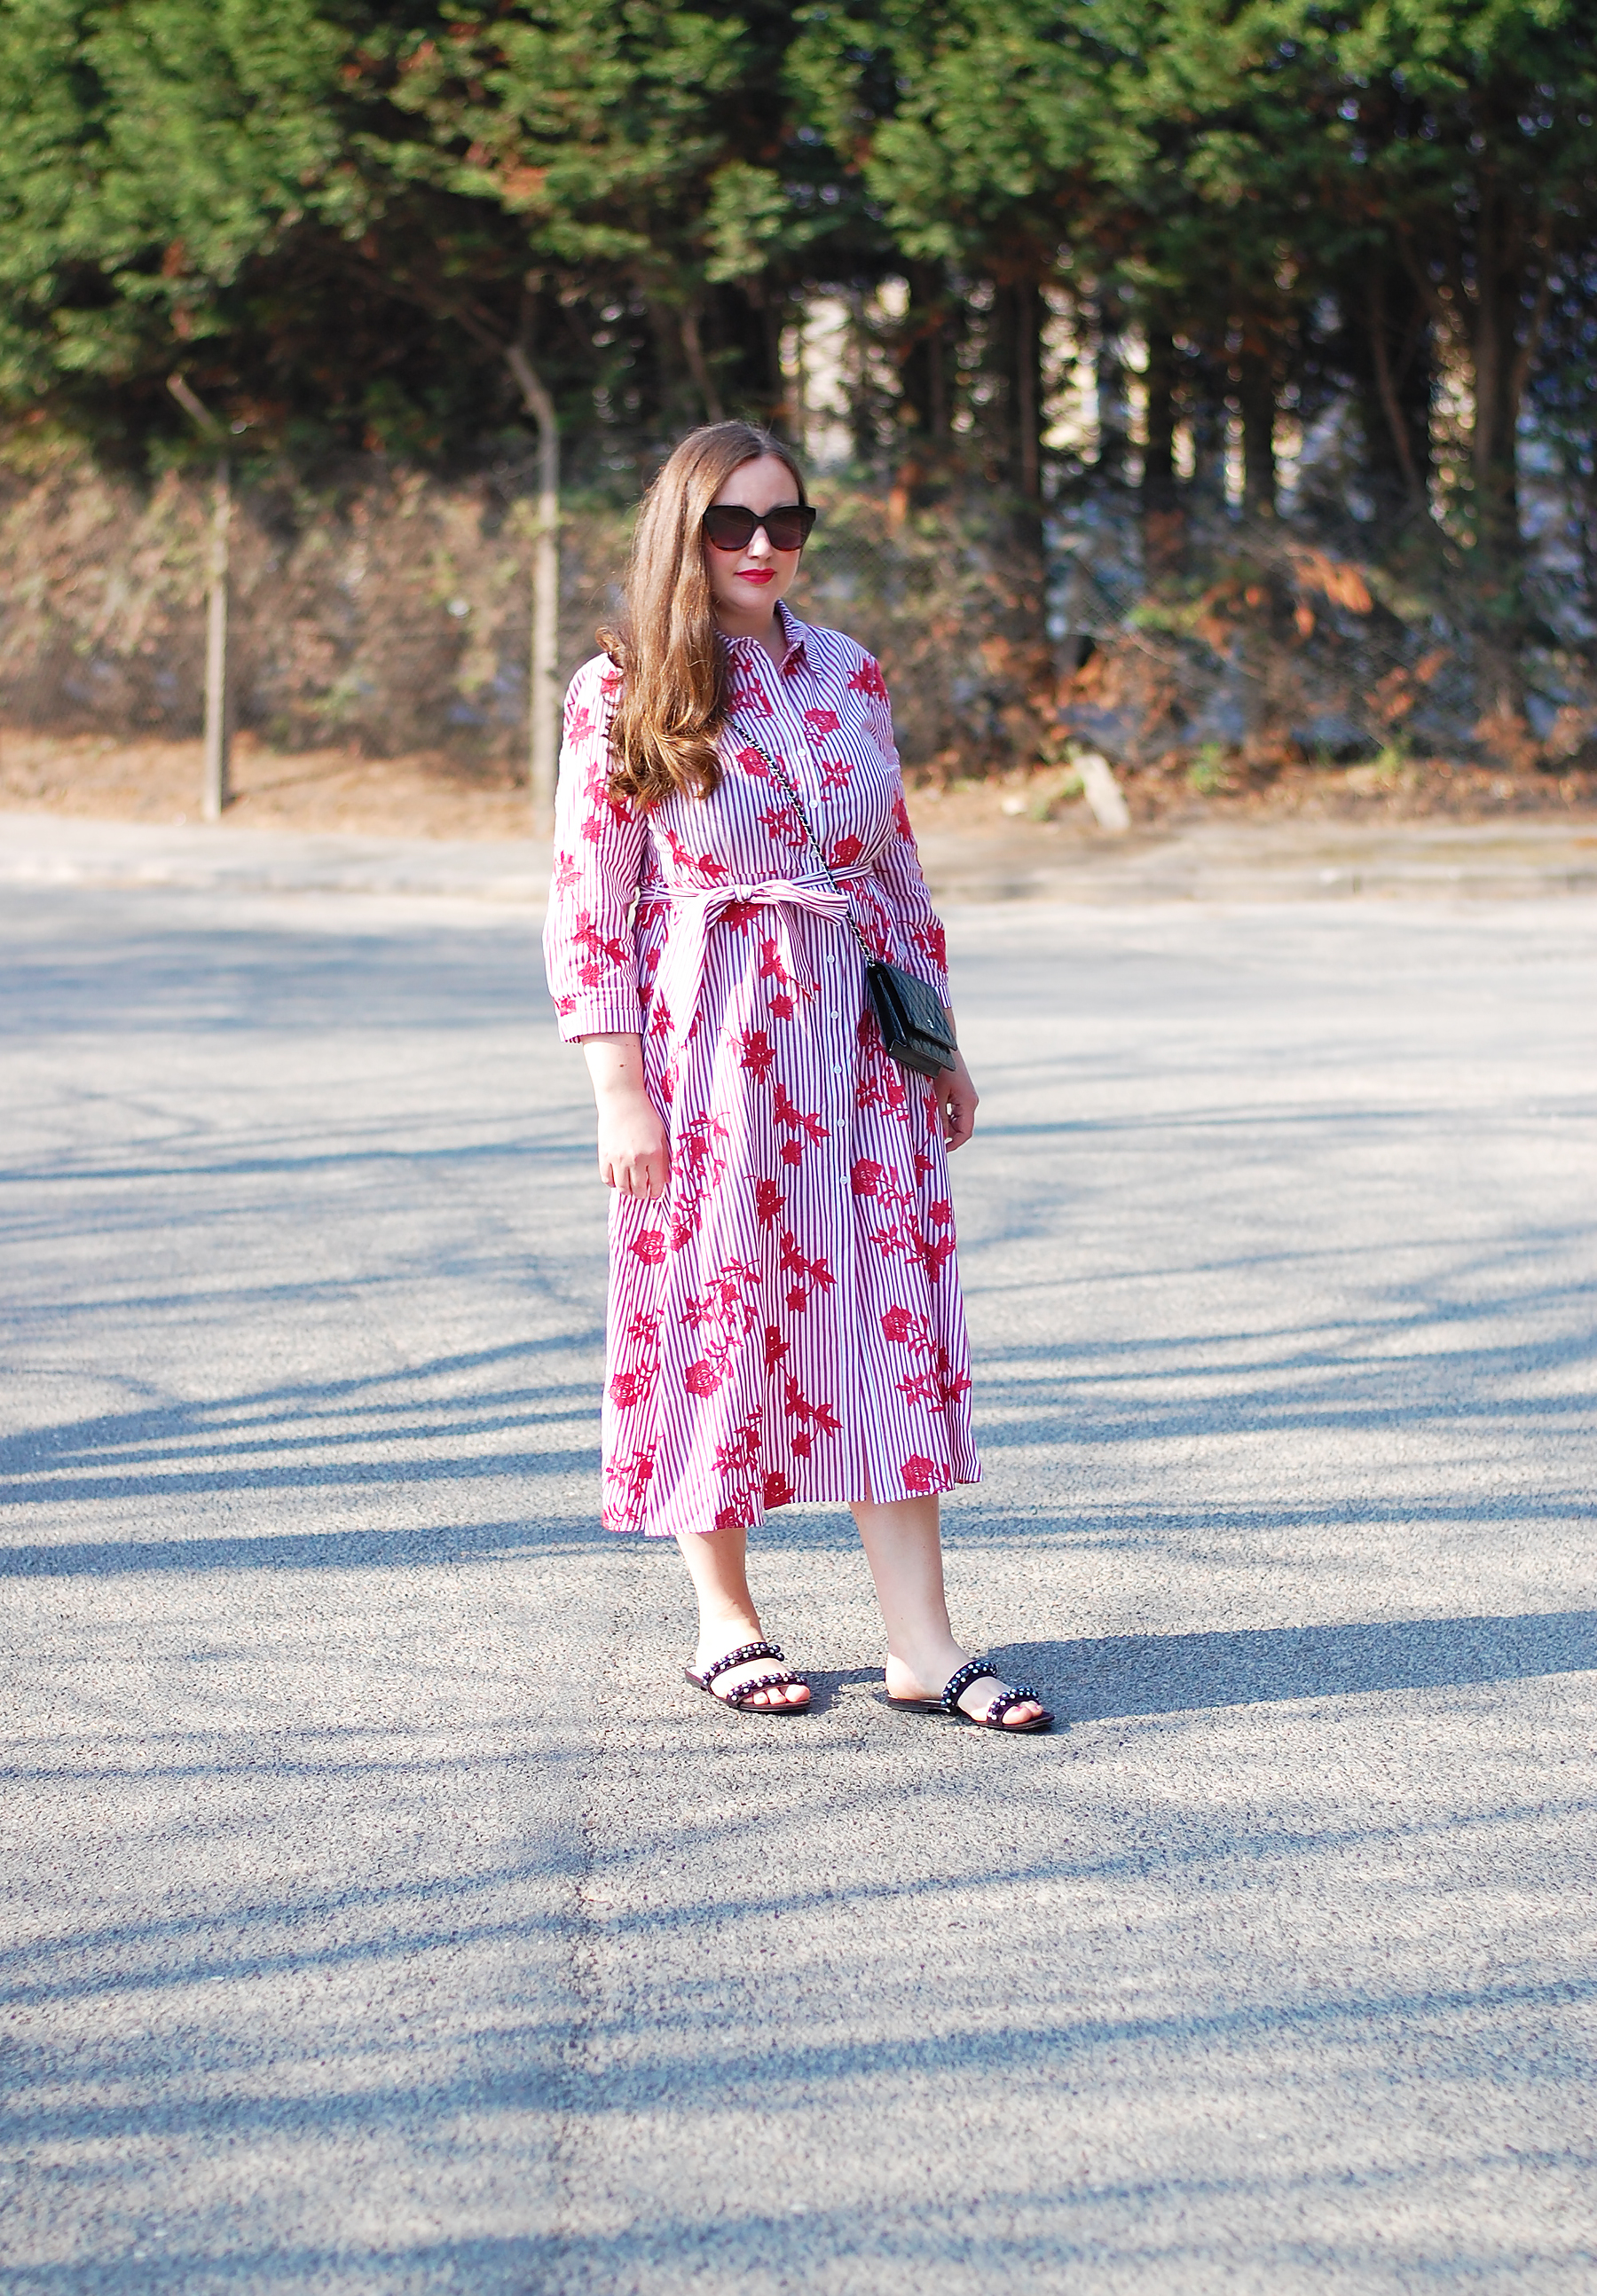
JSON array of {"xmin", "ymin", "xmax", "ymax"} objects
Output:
[{"xmin": 0, "ymin": 0, "xmax": 1592, "ymax": 622}]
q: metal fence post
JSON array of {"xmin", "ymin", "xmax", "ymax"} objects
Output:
[
  {"xmin": 507, "ymin": 346, "xmax": 560, "ymax": 837},
  {"xmin": 201, "ymin": 455, "xmax": 232, "ymax": 821},
  {"xmin": 168, "ymin": 375, "xmax": 232, "ymax": 821}
]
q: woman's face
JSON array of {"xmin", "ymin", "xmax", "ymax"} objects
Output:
[{"xmin": 703, "ymin": 453, "xmax": 806, "ymax": 635}]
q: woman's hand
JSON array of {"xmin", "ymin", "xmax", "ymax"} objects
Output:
[
  {"xmin": 934, "ymin": 1026, "xmax": 979, "ymax": 1152},
  {"xmin": 580, "ymin": 1033, "xmax": 671, "ymax": 1199}
]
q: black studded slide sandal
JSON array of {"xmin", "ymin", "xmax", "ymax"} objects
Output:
[
  {"xmin": 885, "ymin": 1654, "xmax": 1054, "ymax": 1733},
  {"xmin": 685, "ymin": 1639, "xmax": 811, "ymax": 1714}
]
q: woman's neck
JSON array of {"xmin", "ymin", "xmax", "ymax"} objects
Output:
[{"xmin": 716, "ymin": 602, "xmax": 788, "ymax": 672}]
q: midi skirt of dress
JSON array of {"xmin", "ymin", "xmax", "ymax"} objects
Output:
[{"xmin": 541, "ymin": 601, "xmax": 982, "ymax": 1538}]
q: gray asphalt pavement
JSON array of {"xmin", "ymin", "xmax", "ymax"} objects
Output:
[{"xmin": 4, "ymin": 882, "xmax": 1595, "ymax": 2293}]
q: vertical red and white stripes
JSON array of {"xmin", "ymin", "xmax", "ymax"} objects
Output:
[{"xmin": 542, "ymin": 602, "xmax": 980, "ymax": 1537}]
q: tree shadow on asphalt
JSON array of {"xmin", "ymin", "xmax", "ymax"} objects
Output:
[
  {"xmin": 791, "ymin": 1612, "xmax": 1596, "ymax": 1720},
  {"xmin": 991, "ymin": 1610, "xmax": 1596, "ymax": 1720},
  {"xmin": 0, "ymin": 900, "xmax": 546, "ymax": 1042},
  {"xmin": 0, "ymin": 1334, "xmax": 615, "ymax": 1570}
]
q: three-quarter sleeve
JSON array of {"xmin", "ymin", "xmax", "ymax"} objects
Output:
[
  {"xmin": 541, "ymin": 657, "xmax": 649, "ymax": 1042},
  {"xmin": 858, "ymin": 656, "xmax": 951, "ymax": 1004}
]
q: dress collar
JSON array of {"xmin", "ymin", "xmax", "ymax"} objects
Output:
[{"xmin": 725, "ymin": 596, "xmax": 810, "ymax": 677}]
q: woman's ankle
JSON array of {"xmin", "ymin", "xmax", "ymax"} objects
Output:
[
  {"xmin": 696, "ymin": 1607, "xmax": 763, "ymax": 1656},
  {"xmin": 884, "ymin": 1633, "xmax": 969, "ymax": 1695}
]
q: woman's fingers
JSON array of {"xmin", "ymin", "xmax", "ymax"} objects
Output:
[
  {"xmin": 602, "ymin": 1148, "xmax": 671, "ymax": 1199},
  {"xmin": 940, "ymin": 1072, "xmax": 978, "ymax": 1151}
]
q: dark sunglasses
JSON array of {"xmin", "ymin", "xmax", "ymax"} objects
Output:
[{"xmin": 702, "ymin": 501, "xmax": 817, "ymax": 553}]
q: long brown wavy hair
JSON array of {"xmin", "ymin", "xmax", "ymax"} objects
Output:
[{"xmin": 601, "ymin": 421, "xmax": 808, "ymax": 808}]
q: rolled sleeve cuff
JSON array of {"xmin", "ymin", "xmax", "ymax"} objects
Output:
[{"xmin": 554, "ymin": 985, "xmax": 645, "ymax": 1043}]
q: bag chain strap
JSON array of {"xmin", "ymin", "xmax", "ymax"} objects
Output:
[{"xmin": 740, "ymin": 731, "xmax": 878, "ymax": 971}]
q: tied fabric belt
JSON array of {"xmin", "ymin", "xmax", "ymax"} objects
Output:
[{"xmin": 645, "ymin": 867, "xmax": 874, "ymax": 1047}]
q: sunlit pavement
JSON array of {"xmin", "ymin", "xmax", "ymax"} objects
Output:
[{"xmin": 4, "ymin": 882, "xmax": 1594, "ymax": 2293}]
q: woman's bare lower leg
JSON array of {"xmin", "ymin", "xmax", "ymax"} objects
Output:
[
  {"xmin": 851, "ymin": 1495, "xmax": 1043, "ymax": 1727},
  {"xmin": 675, "ymin": 1523, "xmax": 809, "ymax": 1707}
]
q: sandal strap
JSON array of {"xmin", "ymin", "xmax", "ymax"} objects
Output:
[
  {"xmin": 982, "ymin": 1684, "xmax": 1041, "ymax": 1724},
  {"xmin": 940, "ymin": 1655, "xmax": 999, "ymax": 1714},
  {"xmin": 701, "ymin": 1640, "xmax": 785, "ymax": 1687},
  {"xmin": 723, "ymin": 1670, "xmax": 805, "ymax": 1703}
]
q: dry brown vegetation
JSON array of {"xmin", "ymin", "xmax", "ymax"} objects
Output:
[{"xmin": 5, "ymin": 721, "xmax": 1593, "ymax": 845}]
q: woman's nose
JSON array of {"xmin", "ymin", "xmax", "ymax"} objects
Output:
[{"xmin": 745, "ymin": 525, "xmax": 775, "ymax": 560}]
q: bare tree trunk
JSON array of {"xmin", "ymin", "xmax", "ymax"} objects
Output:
[
  {"xmin": 201, "ymin": 457, "xmax": 232, "ymax": 821},
  {"xmin": 680, "ymin": 306, "xmax": 724, "ymax": 422},
  {"xmin": 167, "ymin": 374, "xmax": 232, "ymax": 819},
  {"xmin": 1467, "ymin": 207, "xmax": 1553, "ymax": 722},
  {"xmin": 1015, "ymin": 282, "xmax": 1041, "ymax": 504},
  {"xmin": 1141, "ymin": 317, "xmax": 1183, "ymax": 575},
  {"xmin": 1367, "ymin": 271, "xmax": 1426, "ymax": 513},
  {"xmin": 1238, "ymin": 342, "xmax": 1276, "ymax": 516},
  {"xmin": 506, "ymin": 344, "xmax": 561, "ymax": 835},
  {"xmin": 1094, "ymin": 286, "xmax": 1130, "ymax": 486}
]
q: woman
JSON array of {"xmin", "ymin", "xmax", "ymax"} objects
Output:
[{"xmin": 543, "ymin": 422, "xmax": 1050, "ymax": 1733}]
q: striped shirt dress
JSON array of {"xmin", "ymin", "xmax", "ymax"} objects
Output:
[{"xmin": 542, "ymin": 602, "xmax": 982, "ymax": 1538}]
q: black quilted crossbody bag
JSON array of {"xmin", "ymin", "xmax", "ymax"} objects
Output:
[{"xmin": 746, "ymin": 739, "xmax": 957, "ymax": 1079}]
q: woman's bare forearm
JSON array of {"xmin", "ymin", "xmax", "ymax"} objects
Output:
[{"xmin": 578, "ymin": 1031, "xmax": 670, "ymax": 1199}]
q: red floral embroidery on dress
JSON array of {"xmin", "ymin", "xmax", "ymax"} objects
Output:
[
  {"xmin": 879, "ymin": 1306, "xmax": 972, "ymax": 1410},
  {"xmin": 579, "ymin": 753, "xmax": 632, "ymax": 843},
  {"xmin": 681, "ymin": 1261, "xmax": 762, "ymax": 1396},
  {"xmin": 902, "ymin": 1455, "xmax": 944, "ymax": 1495},
  {"xmin": 856, "ymin": 1051, "xmax": 914, "ymax": 1128},
  {"xmin": 892, "ymin": 793, "xmax": 914, "ymax": 838},
  {"xmin": 819, "ymin": 754, "xmax": 855, "ymax": 794},
  {"xmin": 664, "ymin": 829, "xmax": 728, "ymax": 885},
  {"xmin": 803, "ymin": 708, "xmax": 840, "ymax": 741},
  {"xmin": 778, "ymin": 1230, "xmax": 835, "ymax": 1312},
  {"xmin": 573, "ymin": 910, "xmax": 631, "ymax": 985},
  {"xmin": 728, "ymin": 671, "xmax": 774, "ymax": 716},
  {"xmin": 759, "ymin": 805, "xmax": 809, "ymax": 851},
  {"xmin": 847, "ymin": 657, "xmax": 889, "ymax": 701},
  {"xmin": 759, "ymin": 937, "xmax": 793, "ymax": 991},
  {"xmin": 736, "ymin": 1026, "xmax": 776, "ymax": 1081},
  {"xmin": 773, "ymin": 1083, "xmax": 829, "ymax": 1166},
  {"xmin": 604, "ymin": 1445, "xmax": 657, "ymax": 1525},
  {"xmin": 759, "ymin": 936, "xmax": 799, "ymax": 1022},
  {"xmin": 736, "ymin": 745, "xmax": 772, "ymax": 779},
  {"xmin": 754, "ymin": 1177, "xmax": 785, "ymax": 1226},
  {"xmin": 553, "ymin": 849, "xmax": 581, "ymax": 892},
  {"xmin": 850, "ymin": 886, "xmax": 896, "ymax": 960},
  {"xmin": 783, "ymin": 1373, "xmax": 840, "ymax": 1459},
  {"xmin": 668, "ymin": 1112, "xmax": 733, "ymax": 1252},
  {"xmin": 829, "ymin": 833, "xmax": 865, "ymax": 867},
  {"xmin": 713, "ymin": 1405, "xmax": 764, "ymax": 1480},
  {"xmin": 851, "ymin": 1160, "xmax": 956, "ymax": 1279},
  {"xmin": 763, "ymin": 1471, "xmax": 793, "ymax": 1508},
  {"xmin": 630, "ymin": 1227, "xmax": 666, "ymax": 1266},
  {"xmin": 610, "ymin": 1307, "xmax": 663, "ymax": 1408},
  {"xmin": 911, "ymin": 917, "xmax": 948, "ymax": 971}
]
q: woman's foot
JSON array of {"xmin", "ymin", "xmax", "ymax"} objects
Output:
[
  {"xmin": 693, "ymin": 1632, "xmax": 810, "ymax": 1709},
  {"xmin": 884, "ymin": 1647, "xmax": 1046, "ymax": 1730}
]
